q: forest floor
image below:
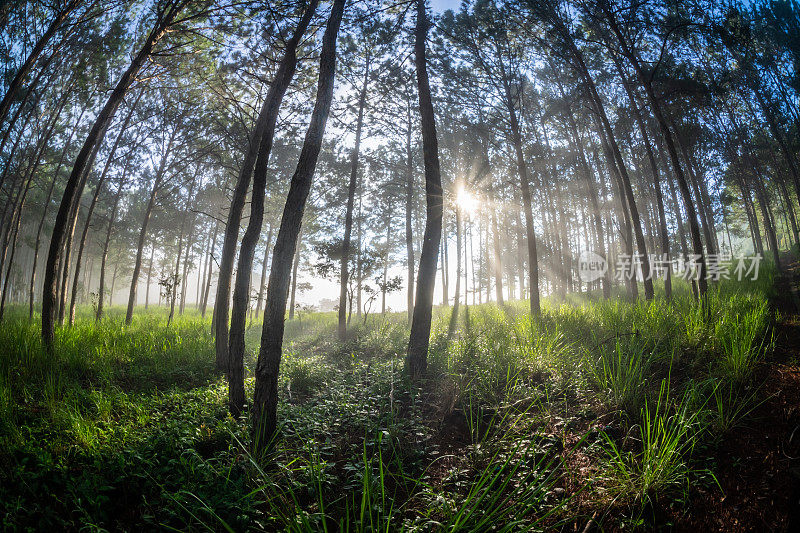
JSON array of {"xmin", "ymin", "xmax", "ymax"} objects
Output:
[
  {"xmin": 0, "ymin": 263, "xmax": 797, "ymax": 531},
  {"xmin": 673, "ymin": 258, "xmax": 800, "ymax": 532}
]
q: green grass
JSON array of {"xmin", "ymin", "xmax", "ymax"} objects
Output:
[{"xmin": 0, "ymin": 269, "xmax": 779, "ymax": 530}]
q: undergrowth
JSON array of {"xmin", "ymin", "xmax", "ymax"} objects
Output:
[{"xmin": 0, "ymin": 270, "xmax": 776, "ymax": 530}]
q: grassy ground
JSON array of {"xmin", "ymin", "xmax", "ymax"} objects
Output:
[{"xmin": 0, "ymin": 268, "xmax": 788, "ymax": 531}]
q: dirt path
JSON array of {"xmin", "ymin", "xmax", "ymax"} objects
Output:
[{"xmin": 676, "ymin": 259, "xmax": 800, "ymax": 532}]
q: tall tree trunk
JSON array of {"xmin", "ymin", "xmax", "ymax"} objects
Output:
[
  {"xmin": 753, "ymin": 169, "xmax": 782, "ymax": 268},
  {"xmin": 610, "ymin": 56, "xmax": 672, "ymax": 298},
  {"xmin": 597, "ymin": 125, "xmax": 638, "ymax": 299},
  {"xmin": 255, "ymin": 224, "xmax": 273, "ymax": 319},
  {"xmin": 405, "ymin": 101, "xmax": 415, "ymax": 323},
  {"xmin": 251, "ymin": 0, "xmax": 345, "ymax": 453},
  {"xmin": 566, "ymin": 41, "xmax": 653, "ymax": 299},
  {"xmin": 7, "ymin": 89, "xmax": 74, "ymax": 319},
  {"xmin": 741, "ymin": 176, "xmax": 763, "ymax": 255},
  {"xmin": 96, "ymin": 172, "xmax": 127, "ymax": 321},
  {"xmin": 665, "ymin": 167, "xmax": 689, "ymax": 257},
  {"xmin": 125, "ymin": 126, "xmax": 177, "ymax": 323},
  {"xmin": 227, "ymin": 0, "xmax": 318, "ymax": 416},
  {"xmin": 68, "ymin": 94, "xmax": 140, "ymax": 325},
  {"xmin": 601, "ymin": 2, "xmax": 707, "ymax": 305},
  {"xmin": 673, "ymin": 127, "xmax": 716, "ymax": 256},
  {"xmin": 201, "ymin": 220, "xmax": 219, "ymax": 318},
  {"xmin": 563, "ymin": 99, "xmax": 610, "ymax": 297},
  {"xmin": 339, "ymin": 57, "xmax": 370, "ymax": 339},
  {"xmin": 42, "ymin": 0, "xmax": 187, "ymax": 348},
  {"xmin": 501, "ymin": 76, "xmax": 541, "ymax": 315},
  {"xmin": 356, "ymin": 192, "xmax": 363, "ymax": 318},
  {"xmin": 215, "ymin": 2, "xmax": 319, "ymax": 373},
  {"xmin": 406, "ymin": 0, "xmax": 443, "ymax": 378},
  {"xmin": 753, "ymin": 87, "xmax": 800, "ymax": 211},
  {"xmin": 29, "ymin": 96, "xmax": 92, "ymax": 320}
]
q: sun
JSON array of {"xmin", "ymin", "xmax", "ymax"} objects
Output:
[{"xmin": 455, "ymin": 186, "xmax": 478, "ymax": 215}]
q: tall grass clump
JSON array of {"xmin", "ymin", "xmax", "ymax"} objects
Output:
[
  {"xmin": 714, "ymin": 295, "xmax": 772, "ymax": 384},
  {"xmin": 601, "ymin": 377, "xmax": 706, "ymax": 507},
  {"xmin": 433, "ymin": 437, "xmax": 563, "ymax": 532},
  {"xmin": 592, "ymin": 338, "xmax": 654, "ymax": 416}
]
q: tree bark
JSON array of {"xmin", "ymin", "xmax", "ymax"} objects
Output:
[
  {"xmin": 251, "ymin": 0, "xmax": 345, "ymax": 453},
  {"xmin": 227, "ymin": 0, "xmax": 318, "ymax": 416},
  {"xmin": 339, "ymin": 56, "xmax": 370, "ymax": 339},
  {"xmin": 600, "ymin": 1, "xmax": 707, "ymax": 305},
  {"xmin": 125, "ymin": 125, "xmax": 178, "ymax": 324},
  {"xmin": 406, "ymin": 0, "xmax": 444, "ymax": 378},
  {"xmin": 42, "ymin": 0, "xmax": 187, "ymax": 348}
]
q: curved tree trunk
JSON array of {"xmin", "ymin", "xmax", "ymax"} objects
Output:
[
  {"xmin": 42, "ymin": 0, "xmax": 187, "ymax": 348},
  {"xmin": 611, "ymin": 55, "xmax": 672, "ymax": 298},
  {"xmin": 214, "ymin": 1, "xmax": 319, "ymax": 373},
  {"xmin": 227, "ymin": 0, "xmax": 319, "ymax": 416},
  {"xmin": 406, "ymin": 0, "xmax": 444, "ymax": 378},
  {"xmin": 251, "ymin": 0, "xmax": 345, "ymax": 452},
  {"xmin": 338, "ymin": 59, "xmax": 369, "ymax": 339},
  {"xmin": 29, "ymin": 94, "xmax": 89, "ymax": 321},
  {"xmin": 68, "ymin": 93, "xmax": 140, "ymax": 325},
  {"xmin": 125, "ymin": 126, "xmax": 178, "ymax": 324},
  {"xmin": 600, "ymin": 2, "xmax": 707, "ymax": 306}
]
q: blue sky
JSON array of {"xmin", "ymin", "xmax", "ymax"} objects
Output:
[{"xmin": 430, "ymin": 0, "xmax": 462, "ymax": 13}]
